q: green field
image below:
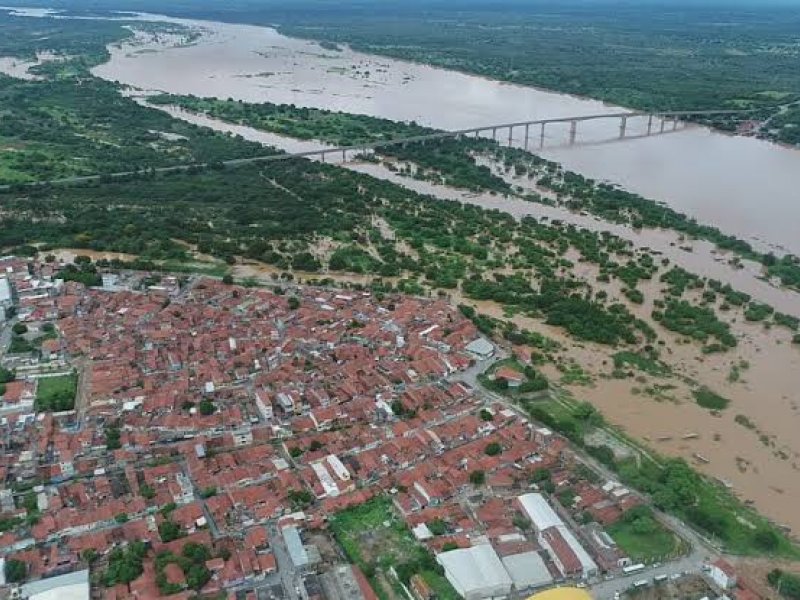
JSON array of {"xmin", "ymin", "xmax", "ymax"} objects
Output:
[
  {"xmin": 607, "ymin": 507, "xmax": 680, "ymax": 563},
  {"xmin": 330, "ymin": 497, "xmax": 458, "ymax": 600},
  {"xmin": 35, "ymin": 373, "xmax": 78, "ymax": 412},
  {"xmin": 526, "ymin": 396, "xmax": 800, "ymax": 559}
]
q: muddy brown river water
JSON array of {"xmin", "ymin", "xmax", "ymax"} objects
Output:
[
  {"xmin": 85, "ymin": 13, "xmax": 800, "ymax": 255},
  {"xmin": 3, "ymin": 6, "xmax": 800, "ymax": 533}
]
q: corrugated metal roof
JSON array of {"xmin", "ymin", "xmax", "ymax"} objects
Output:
[
  {"xmin": 282, "ymin": 525, "xmax": 309, "ymax": 567},
  {"xmin": 437, "ymin": 545, "xmax": 512, "ymax": 596}
]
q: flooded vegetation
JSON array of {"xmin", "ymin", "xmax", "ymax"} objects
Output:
[
  {"xmin": 91, "ymin": 15, "xmax": 800, "ymax": 256},
  {"xmin": 2, "ymin": 4, "xmax": 800, "ymax": 544}
]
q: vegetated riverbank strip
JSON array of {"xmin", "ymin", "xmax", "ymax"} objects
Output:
[
  {"xmin": 4, "ymin": 5, "xmax": 800, "ymax": 546},
  {"xmin": 140, "ymin": 94, "xmax": 800, "ymax": 295},
  {"xmin": 41, "ymin": 248, "xmax": 800, "ymax": 560},
  {"xmin": 0, "ymin": 107, "xmax": 751, "ymax": 189},
  {"xmin": 269, "ymin": 4, "xmax": 800, "ymax": 146}
]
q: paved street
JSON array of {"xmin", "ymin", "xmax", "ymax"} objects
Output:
[
  {"xmin": 267, "ymin": 520, "xmax": 301, "ymax": 600},
  {"xmin": 0, "ymin": 318, "xmax": 13, "ymax": 356},
  {"xmin": 590, "ymin": 562, "xmax": 710, "ymax": 599},
  {"xmin": 450, "ymin": 345, "xmax": 719, "ymax": 599}
]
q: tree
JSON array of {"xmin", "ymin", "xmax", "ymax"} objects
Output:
[
  {"xmin": 198, "ymin": 399, "xmax": 215, "ymax": 415},
  {"xmin": 484, "ymin": 442, "xmax": 502, "ymax": 456},
  {"xmin": 309, "ymin": 440, "xmax": 324, "ymax": 452},
  {"xmin": 287, "ymin": 488, "xmax": 314, "ymax": 508},
  {"xmin": 0, "ymin": 366, "xmax": 14, "ymax": 383},
  {"xmin": 768, "ymin": 569, "xmax": 800, "ymax": 600},
  {"xmin": 442, "ymin": 542, "xmax": 459, "ymax": 552},
  {"xmin": 182, "ymin": 543, "xmax": 211, "ymax": 563},
  {"xmin": 479, "ymin": 408, "xmax": 494, "ymax": 421},
  {"xmin": 287, "ymin": 296, "xmax": 300, "ymax": 310},
  {"xmin": 530, "ymin": 468, "xmax": 551, "ymax": 483},
  {"xmin": 221, "ymin": 274, "xmax": 234, "ymax": 285},
  {"xmin": 140, "ymin": 483, "xmax": 155, "ymax": 500},
  {"xmin": 115, "ymin": 513, "xmax": 129, "ymax": 524},
  {"xmin": 106, "ymin": 424, "xmax": 121, "ymax": 450},
  {"xmin": 469, "ymin": 470, "xmax": 486, "ymax": 485},
  {"xmin": 12, "ymin": 323, "xmax": 27, "ymax": 335},
  {"xmin": 158, "ymin": 520, "xmax": 184, "ymax": 543},
  {"xmin": 200, "ymin": 486, "xmax": 217, "ymax": 498},
  {"xmin": 428, "ymin": 518, "xmax": 447, "ymax": 536},
  {"xmin": 289, "ymin": 446, "xmax": 303, "ymax": 458},
  {"xmin": 103, "ymin": 542, "xmax": 146, "ymax": 586},
  {"xmin": 186, "ymin": 563, "xmax": 211, "ymax": 590},
  {"xmin": 753, "ymin": 528, "xmax": 780, "ymax": 552},
  {"xmin": 512, "ymin": 513, "xmax": 531, "ymax": 531},
  {"xmin": 4, "ymin": 558, "xmax": 26, "ymax": 583}
]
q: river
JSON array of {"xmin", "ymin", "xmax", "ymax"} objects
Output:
[
  {"xmin": 84, "ymin": 12, "xmax": 800, "ymax": 256},
  {"xmin": 5, "ymin": 6, "xmax": 800, "ymax": 532}
]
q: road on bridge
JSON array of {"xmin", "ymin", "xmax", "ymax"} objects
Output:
[{"xmin": 0, "ymin": 108, "xmax": 751, "ymax": 193}]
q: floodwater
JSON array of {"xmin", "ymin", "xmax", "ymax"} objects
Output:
[
  {"xmin": 146, "ymin": 101, "xmax": 800, "ymax": 317},
  {"xmin": 0, "ymin": 51, "xmax": 66, "ymax": 80},
  {"xmin": 86, "ymin": 14, "xmax": 800, "ymax": 255},
  {"xmin": 5, "ymin": 7, "xmax": 800, "ymax": 532},
  {"xmin": 143, "ymin": 105, "xmax": 800, "ymax": 532}
]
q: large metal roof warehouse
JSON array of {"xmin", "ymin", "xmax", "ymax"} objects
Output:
[{"xmin": 437, "ymin": 545, "xmax": 513, "ymax": 600}]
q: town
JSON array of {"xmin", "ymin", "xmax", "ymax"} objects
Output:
[{"xmin": 0, "ymin": 256, "xmax": 767, "ymax": 600}]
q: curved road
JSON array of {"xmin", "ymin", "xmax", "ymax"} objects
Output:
[{"xmin": 453, "ymin": 354, "xmax": 719, "ymax": 599}]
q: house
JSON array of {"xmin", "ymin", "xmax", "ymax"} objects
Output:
[
  {"xmin": 709, "ymin": 558, "xmax": 737, "ymax": 590},
  {"xmin": 465, "ymin": 338, "xmax": 494, "ymax": 360},
  {"xmin": 410, "ymin": 573, "xmax": 434, "ymax": 600},
  {"xmin": 494, "ymin": 366, "xmax": 524, "ymax": 388}
]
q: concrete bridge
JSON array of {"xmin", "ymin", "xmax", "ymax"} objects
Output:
[
  {"xmin": 305, "ymin": 109, "xmax": 747, "ymax": 163},
  {"xmin": 0, "ymin": 109, "xmax": 749, "ymax": 191}
]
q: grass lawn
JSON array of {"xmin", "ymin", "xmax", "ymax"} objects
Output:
[
  {"xmin": 8, "ymin": 336, "xmax": 34, "ymax": 354},
  {"xmin": 478, "ymin": 356, "xmax": 549, "ymax": 397},
  {"xmin": 331, "ymin": 497, "xmax": 422, "ymax": 571},
  {"xmin": 330, "ymin": 497, "xmax": 459, "ymax": 600},
  {"xmin": 421, "ymin": 570, "xmax": 460, "ymax": 600},
  {"xmin": 608, "ymin": 514, "xmax": 679, "ymax": 563},
  {"xmin": 35, "ymin": 373, "xmax": 78, "ymax": 412}
]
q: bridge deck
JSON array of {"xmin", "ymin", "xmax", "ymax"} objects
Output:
[{"xmin": 0, "ymin": 109, "xmax": 751, "ymax": 190}]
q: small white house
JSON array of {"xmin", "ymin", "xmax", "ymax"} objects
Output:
[{"xmin": 709, "ymin": 558, "xmax": 737, "ymax": 590}]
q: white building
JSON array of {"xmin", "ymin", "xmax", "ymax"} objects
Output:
[
  {"xmin": 437, "ymin": 545, "xmax": 513, "ymax": 600},
  {"xmin": 255, "ymin": 390, "xmax": 273, "ymax": 421},
  {"xmin": 709, "ymin": 559, "xmax": 737, "ymax": 590},
  {"xmin": 0, "ymin": 276, "xmax": 13, "ymax": 322},
  {"xmin": 517, "ymin": 493, "xmax": 598, "ymax": 580},
  {"xmin": 19, "ymin": 568, "xmax": 90, "ymax": 600},
  {"xmin": 465, "ymin": 337, "xmax": 494, "ymax": 360},
  {"xmin": 501, "ymin": 551, "xmax": 553, "ymax": 592}
]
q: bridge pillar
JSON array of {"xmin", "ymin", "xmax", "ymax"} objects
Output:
[
  {"xmin": 508, "ymin": 126, "xmax": 513, "ymax": 147},
  {"xmin": 672, "ymin": 118, "xmax": 679, "ymax": 131},
  {"xmin": 619, "ymin": 115, "xmax": 628, "ymax": 138},
  {"xmin": 569, "ymin": 120, "xmax": 577, "ymax": 145},
  {"xmin": 647, "ymin": 114, "xmax": 653, "ymax": 135},
  {"xmin": 342, "ymin": 149, "xmax": 347, "ymax": 162},
  {"xmin": 540, "ymin": 122, "xmax": 546, "ymax": 148},
  {"xmin": 320, "ymin": 151, "xmax": 326, "ymax": 163},
  {"xmin": 492, "ymin": 127, "xmax": 497, "ymax": 141},
  {"xmin": 660, "ymin": 118, "xmax": 667, "ymax": 133},
  {"xmin": 524, "ymin": 123, "xmax": 530, "ymax": 150}
]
